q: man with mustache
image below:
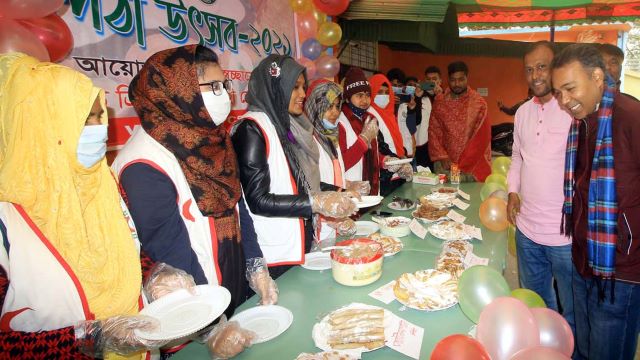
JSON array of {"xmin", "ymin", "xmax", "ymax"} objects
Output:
[
  {"xmin": 428, "ymin": 61, "xmax": 491, "ymax": 182},
  {"xmin": 552, "ymin": 43, "xmax": 640, "ymax": 360},
  {"xmin": 506, "ymin": 41, "xmax": 575, "ymax": 335}
]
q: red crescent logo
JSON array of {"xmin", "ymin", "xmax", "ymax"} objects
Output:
[
  {"xmin": 182, "ymin": 199, "xmax": 196, "ymax": 222},
  {"xmin": 0, "ymin": 307, "xmax": 32, "ymax": 332}
]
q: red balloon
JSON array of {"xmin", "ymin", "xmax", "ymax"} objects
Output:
[
  {"xmin": 313, "ymin": 0, "xmax": 350, "ymax": 16},
  {"xmin": 0, "ymin": 18, "xmax": 50, "ymax": 62},
  {"xmin": 0, "ymin": 0, "xmax": 64, "ymax": 20},
  {"xmin": 18, "ymin": 14, "xmax": 73, "ymax": 63},
  {"xmin": 431, "ymin": 334, "xmax": 491, "ymax": 360}
]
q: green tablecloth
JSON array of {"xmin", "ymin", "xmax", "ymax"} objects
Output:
[{"xmin": 173, "ymin": 182, "xmax": 508, "ymax": 359}]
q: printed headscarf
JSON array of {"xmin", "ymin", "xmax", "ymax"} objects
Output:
[
  {"xmin": 304, "ymin": 79, "xmax": 342, "ymax": 155},
  {"xmin": 129, "ymin": 45, "xmax": 242, "ymax": 235},
  {"xmin": 0, "ymin": 54, "xmax": 141, "ymax": 333}
]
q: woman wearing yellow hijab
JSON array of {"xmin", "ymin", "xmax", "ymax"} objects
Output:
[{"xmin": 0, "ymin": 53, "xmax": 183, "ymax": 358}]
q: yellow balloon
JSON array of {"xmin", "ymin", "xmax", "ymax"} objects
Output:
[
  {"xmin": 491, "ymin": 156, "xmax": 512, "ymax": 176},
  {"xmin": 313, "ymin": 8, "xmax": 327, "ymax": 25},
  {"xmin": 290, "ymin": 0, "xmax": 312, "ymax": 12},
  {"xmin": 479, "ymin": 197, "xmax": 509, "ymax": 232},
  {"xmin": 317, "ymin": 22, "xmax": 342, "ymax": 47}
]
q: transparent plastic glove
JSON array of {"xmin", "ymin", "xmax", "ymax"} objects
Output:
[
  {"xmin": 327, "ymin": 218, "xmax": 357, "ymax": 237},
  {"xmin": 310, "ymin": 191, "xmax": 357, "ymax": 218},
  {"xmin": 397, "ymin": 163, "xmax": 414, "ymax": 181},
  {"xmin": 206, "ymin": 315, "xmax": 256, "ymax": 359},
  {"xmin": 359, "ymin": 117, "xmax": 378, "ymax": 144},
  {"xmin": 75, "ymin": 315, "xmax": 167, "ymax": 357},
  {"xmin": 143, "ymin": 263, "xmax": 196, "ymax": 302},
  {"xmin": 383, "ymin": 156, "xmax": 402, "ymax": 172},
  {"xmin": 345, "ymin": 180, "xmax": 371, "ymax": 196},
  {"xmin": 246, "ymin": 257, "xmax": 278, "ymax": 305}
]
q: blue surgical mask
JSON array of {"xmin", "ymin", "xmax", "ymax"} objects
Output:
[
  {"xmin": 322, "ymin": 118, "xmax": 338, "ymax": 130},
  {"xmin": 77, "ymin": 124, "xmax": 107, "ymax": 168},
  {"xmin": 374, "ymin": 94, "xmax": 390, "ymax": 108},
  {"xmin": 405, "ymin": 86, "xmax": 416, "ymax": 95},
  {"xmin": 392, "ymin": 86, "xmax": 403, "ymax": 95}
]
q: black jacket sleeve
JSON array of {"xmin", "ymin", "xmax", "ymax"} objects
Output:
[
  {"xmin": 377, "ymin": 132, "xmax": 398, "ymax": 158},
  {"xmin": 232, "ymin": 120, "xmax": 313, "ymax": 219},
  {"xmin": 237, "ymin": 197, "xmax": 263, "ymax": 260}
]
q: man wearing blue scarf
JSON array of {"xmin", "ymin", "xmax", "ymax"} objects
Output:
[{"xmin": 552, "ymin": 44, "xmax": 640, "ymax": 360}]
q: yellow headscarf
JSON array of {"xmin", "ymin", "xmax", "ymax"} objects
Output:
[{"xmin": 0, "ymin": 53, "xmax": 141, "ymax": 325}]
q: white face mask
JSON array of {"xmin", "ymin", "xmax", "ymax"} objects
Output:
[
  {"xmin": 322, "ymin": 118, "xmax": 338, "ymax": 130},
  {"xmin": 77, "ymin": 124, "xmax": 108, "ymax": 168},
  {"xmin": 201, "ymin": 90, "xmax": 231, "ymax": 126},
  {"xmin": 374, "ymin": 94, "xmax": 390, "ymax": 108}
]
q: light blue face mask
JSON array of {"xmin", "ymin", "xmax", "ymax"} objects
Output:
[
  {"xmin": 77, "ymin": 124, "xmax": 108, "ymax": 168},
  {"xmin": 322, "ymin": 118, "xmax": 338, "ymax": 130},
  {"xmin": 374, "ymin": 94, "xmax": 390, "ymax": 108}
]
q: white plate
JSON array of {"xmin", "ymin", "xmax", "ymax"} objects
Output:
[
  {"xmin": 394, "ymin": 270, "xmax": 459, "ymax": 312},
  {"xmin": 387, "ymin": 201, "xmax": 416, "ymax": 211},
  {"xmin": 355, "ymin": 220, "xmax": 379, "ymax": 236},
  {"xmin": 135, "ymin": 285, "xmax": 231, "ymax": 341},
  {"xmin": 312, "ymin": 303, "xmax": 391, "ymax": 354},
  {"xmin": 384, "ymin": 158, "xmax": 413, "ymax": 166},
  {"xmin": 231, "ymin": 305, "xmax": 293, "ymax": 343},
  {"xmin": 301, "ymin": 252, "xmax": 332, "ymax": 270},
  {"xmin": 352, "ymin": 195, "xmax": 383, "ymax": 209}
]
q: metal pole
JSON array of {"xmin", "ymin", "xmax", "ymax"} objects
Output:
[{"xmin": 550, "ymin": 10, "xmax": 556, "ymax": 42}]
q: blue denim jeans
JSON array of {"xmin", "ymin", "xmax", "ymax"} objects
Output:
[
  {"xmin": 572, "ymin": 267, "xmax": 640, "ymax": 360},
  {"xmin": 516, "ymin": 228, "xmax": 575, "ymax": 334}
]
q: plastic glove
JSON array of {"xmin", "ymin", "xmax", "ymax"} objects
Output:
[
  {"xmin": 205, "ymin": 315, "xmax": 256, "ymax": 359},
  {"xmin": 143, "ymin": 263, "xmax": 196, "ymax": 302},
  {"xmin": 397, "ymin": 163, "xmax": 414, "ymax": 181},
  {"xmin": 327, "ymin": 218, "xmax": 357, "ymax": 237},
  {"xmin": 246, "ymin": 257, "xmax": 278, "ymax": 305},
  {"xmin": 310, "ymin": 191, "xmax": 357, "ymax": 218},
  {"xmin": 345, "ymin": 180, "xmax": 371, "ymax": 196},
  {"xmin": 383, "ymin": 156, "xmax": 402, "ymax": 172},
  {"xmin": 358, "ymin": 117, "xmax": 378, "ymax": 144},
  {"xmin": 75, "ymin": 315, "xmax": 167, "ymax": 357}
]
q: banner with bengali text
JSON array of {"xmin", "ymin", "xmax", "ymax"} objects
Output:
[{"xmin": 60, "ymin": 0, "xmax": 297, "ymax": 150}]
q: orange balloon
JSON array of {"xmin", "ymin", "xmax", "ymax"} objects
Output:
[{"xmin": 479, "ymin": 197, "xmax": 509, "ymax": 232}]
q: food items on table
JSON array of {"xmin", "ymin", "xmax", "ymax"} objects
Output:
[
  {"xmin": 413, "ymin": 204, "xmax": 449, "ymax": 221},
  {"xmin": 435, "ymin": 239, "xmax": 473, "ymax": 278},
  {"xmin": 326, "ymin": 307, "xmax": 385, "ymax": 350},
  {"xmin": 330, "ymin": 239, "xmax": 384, "ymax": 286},
  {"xmin": 296, "ymin": 351, "xmax": 358, "ymax": 360},
  {"xmin": 388, "ymin": 196, "xmax": 415, "ymax": 210},
  {"xmin": 379, "ymin": 216, "xmax": 411, "ymax": 237},
  {"xmin": 450, "ymin": 164, "xmax": 461, "ymax": 185},
  {"xmin": 420, "ymin": 192, "xmax": 455, "ymax": 209},
  {"xmin": 393, "ymin": 269, "xmax": 458, "ymax": 310},
  {"xmin": 369, "ymin": 233, "xmax": 403, "ymax": 256},
  {"xmin": 434, "ymin": 186, "xmax": 457, "ymax": 194},
  {"xmin": 429, "ymin": 220, "xmax": 472, "ymax": 241}
]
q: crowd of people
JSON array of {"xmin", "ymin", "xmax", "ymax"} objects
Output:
[{"xmin": 0, "ymin": 39, "xmax": 637, "ymax": 360}]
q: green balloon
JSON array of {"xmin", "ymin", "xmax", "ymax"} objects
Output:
[
  {"xmin": 508, "ymin": 225, "xmax": 517, "ymax": 257},
  {"xmin": 480, "ymin": 181, "xmax": 506, "ymax": 201},
  {"xmin": 511, "ymin": 288, "xmax": 547, "ymax": 308},
  {"xmin": 485, "ymin": 173, "xmax": 507, "ymax": 188},
  {"xmin": 457, "ymin": 265, "xmax": 511, "ymax": 323},
  {"xmin": 491, "ymin": 156, "xmax": 512, "ymax": 176}
]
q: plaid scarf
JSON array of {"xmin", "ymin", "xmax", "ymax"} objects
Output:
[{"xmin": 562, "ymin": 78, "xmax": 618, "ymax": 279}]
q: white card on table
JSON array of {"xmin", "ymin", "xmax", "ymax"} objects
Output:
[
  {"xmin": 464, "ymin": 252, "xmax": 489, "ymax": 267},
  {"xmin": 385, "ymin": 314, "xmax": 424, "ymax": 360},
  {"xmin": 446, "ymin": 209, "xmax": 466, "ymax": 223},
  {"xmin": 409, "ymin": 218, "xmax": 428, "ymax": 239},
  {"xmin": 453, "ymin": 198, "xmax": 470, "ymax": 210},
  {"xmin": 458, "ymin": 189, "xmax": 471, "ymax": 201},
  {"xmin": 368, "ymin": 280, "xmax": 396, "ymax": 304},
  {"xmin": 468, "ymin": 226, "xmax": 483, "ymax": 240}
]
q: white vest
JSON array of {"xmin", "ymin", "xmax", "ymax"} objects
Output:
[
  {"xmin": 315, "ymin": 136, "xmax": 346, "ymax": 242},
  {"xmin": 396, "ymin": 103, "xmax": 414, "ymax": 156},
  {"xmin": 111, "ymin": 127, "xmax": 221, "ymax": 286},
  {"xmin": 416, "ymin": 97, "xmax": 432, "ymax": 147},
  {"xmin": 239, "ymin": 112, "xmax": 305, "ymax": 266},
  {"xmin": 337, "ymin": 112, "xmax": 363, "ymax": 182}
]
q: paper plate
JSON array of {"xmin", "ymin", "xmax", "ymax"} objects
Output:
[
  {"xmin": 301, "ymin": 252, "xmax": 332, "ymax": 270},
  {"xmin": 355, "ymin": 220, "xmax": 380, "ymax": 236},
  {"xmin": 384, "ymin": 158, "xmax": 413, "ymax": 166},
  {"xmin": 231, "ymin": 305, "xmax": 293, "ymax": 343},
  {"xmin": 135, "ymin": 285, "xmax": 231, "ymax": 341},
  {"xmin": 352, "ymin": 195, "xmax": 383, "ymax": 209}
]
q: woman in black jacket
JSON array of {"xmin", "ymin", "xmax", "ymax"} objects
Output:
[{"xmin": 231, "ymin": 55, "xmax": 356, "ymax": 278}]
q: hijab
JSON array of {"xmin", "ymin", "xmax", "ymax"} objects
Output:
[
  {"xmin": 129, "ymin": 45, "xmax": 242, "ymax": 243},
  {"xmin": 0, "ymin": 54, "xmax": 141, "ymax": 330},
  {"xmin": 369, "ymin": 74, "xmax": 406, "ymax": 157},
  {"xmin": 305, "ymin": 79, "xmax": 342, "ymax": 155}
]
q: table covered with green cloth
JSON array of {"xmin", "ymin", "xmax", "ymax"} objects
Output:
[{"xmin": 173, "ymin": 182, "xmax": 508, "ymax": 359}]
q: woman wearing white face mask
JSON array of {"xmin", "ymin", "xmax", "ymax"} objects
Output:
[{"xmin": 112, "ymin": 45, "xmax": 272, "ymax": 358}]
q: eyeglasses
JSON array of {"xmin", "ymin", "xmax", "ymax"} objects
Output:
[{"xmin": 199, "ymin": 79, "xmax": 233, "ymax": 96}]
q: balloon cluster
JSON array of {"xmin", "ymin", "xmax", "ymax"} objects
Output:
[
  {"xmin": 290, "ymin": 0, "xmax": 348, "ymax": 79},
  {"xmin": 432, "ymin": 265, "xmax": 574, "ymax": 360},
  {"xmin": 0, "ymin": 0, "xmax": 73, "ymax": 62},
  {"xmin": 478, "ymin": 156, "xmax": 512, "ymax": 232}
]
